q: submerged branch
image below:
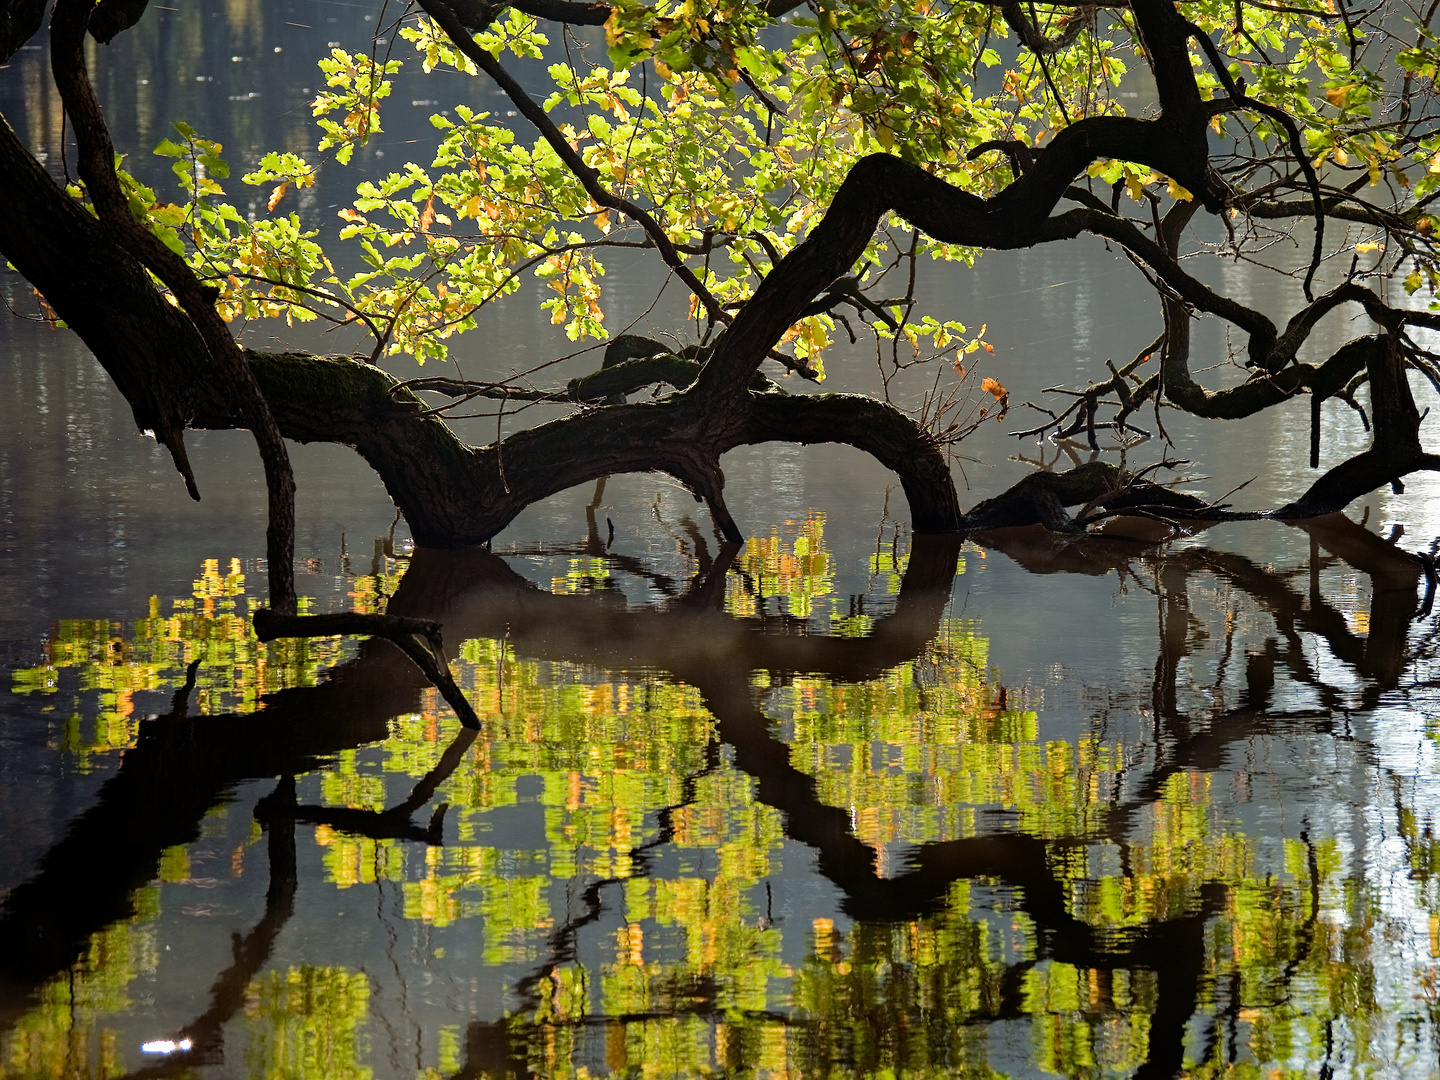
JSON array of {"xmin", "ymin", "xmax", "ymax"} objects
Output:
[{"xmin": 252, "ymin": 609, "xmax": 481, "ymax": 729}]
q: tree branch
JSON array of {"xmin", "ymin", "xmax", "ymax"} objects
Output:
[
  {"xmin": 417, "ymin": 0, "xmax": 729, "ymax": 326},
  {"xmin": 49, "ymin": 0, "xmax": 298, "ymax": 615}
]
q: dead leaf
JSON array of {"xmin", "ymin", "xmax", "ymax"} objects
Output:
[
  {"xmin": 33, "ymin": 288, "xmax": 59, "ymax": 329},
  {"xmin": 981, "ymin": 376, "xmax": 1009, "ymax": 422},
  {"xmin": 267, "ymin": 181, "xmax": 289, "ymax": 212},
  {"xmin": 418, "ymin": 192, "xmax": 436, "ymax": 235}
]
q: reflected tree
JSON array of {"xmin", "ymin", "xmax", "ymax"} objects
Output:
[{"xmin": 5, "ymin": 511, "xmax": 1440, "ymax": 1076}]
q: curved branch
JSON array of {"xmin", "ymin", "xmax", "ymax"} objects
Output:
[
  {"xmin": 1189, "ymin": 23, "xmax": 1326, "ymax": 300},
  {"xmin": 1279, "ymin": 333, "xmax": 1440, "ymax": 516},
  {"xmin": 1076, "ymin": 207, "xmax": 1279, "ymax": 362},
  {"xmin": 742, "ymin": 394, "xmax": 964, "ymax": 531}
]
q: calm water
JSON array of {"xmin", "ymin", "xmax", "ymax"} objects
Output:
[{"xmin": 5, "ymin": 5, "xmax": 1440, "ymax": 1078}]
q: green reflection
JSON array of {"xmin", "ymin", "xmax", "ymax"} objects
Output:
[
  {"xmin": 241, "ymin": 966, "xmax": 372, "ymax": 1080},
  {"xmin": 4, "ymin": 523, "xmax": 1440, "ymax": 1079}
]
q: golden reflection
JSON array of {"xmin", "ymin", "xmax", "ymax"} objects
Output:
[
  {"xmin": 12, "ymin": 556, "xmax": 363, "ymax": 769},
  {"xmin": 224, "ymin": 0, "xmax": 262, "ymax": 43},
  {"xmin": 2, "ymin": 517, "xmax": 1440, "ymax": 1077}
]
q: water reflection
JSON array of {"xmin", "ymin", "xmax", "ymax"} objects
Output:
[{"xmin": 0, "ymin": 511, "xmax": 1438, "ymax": 1077}]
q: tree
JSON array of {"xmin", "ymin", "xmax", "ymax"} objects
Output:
[{"xmin": 2, "ymin": 0, "xmax": 1439, "ymax": 641}]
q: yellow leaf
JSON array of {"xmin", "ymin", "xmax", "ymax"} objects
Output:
[
  {"xmin": 418, "ymin": 192, "xmax": 435, "ymax": 235},
  {"xmin": 268, "ymin": 181, "xmax": 289, "ymax": 212},
  {"xmin": 1167, "ymin": 177, "xmax": 1193, "ymax": 202},
  {"xmin": 1325, "ymin": 83, "xmax": 1354, "ymax": 107},
  {"xmin": 1354, "ymin": 241, "xmax": 1381, "ymax": 253}
]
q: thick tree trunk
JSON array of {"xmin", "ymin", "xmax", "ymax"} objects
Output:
[
  {"xmin": 214, "ymin": 353, "xmax": 971, "ymax": 543},
  {"xmin": 0, "ymin": 115, "xmax": 205, "ymax": 486}
]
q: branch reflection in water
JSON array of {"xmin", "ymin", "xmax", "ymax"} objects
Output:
[{"xmin": 2, "ymin": 510, "xmax": 1440, "ymax": 1078}]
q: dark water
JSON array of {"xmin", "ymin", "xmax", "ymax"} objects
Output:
[{"xmin": 4, "ymin": 5, "xmax": 1440, "ymax": 1078}]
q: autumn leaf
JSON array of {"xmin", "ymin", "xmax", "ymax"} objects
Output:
[
  {"xmin": 981, "ymin": 376, "xmax": 1009, "ymax": 422},
  {"xmin": 33, "ymin": 288, "xmax": 59, "ymax": 329},
  {"xmin": 418, "ymin": 192, "xmax": 436, "ymax": 235},
  {"xmin": 267, "ymin": 181, "xmax": 289, "ymax": 211}
]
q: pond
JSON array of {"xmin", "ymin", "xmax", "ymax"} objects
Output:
[{"xmin": 4, "ymin": 4, "xmax": 1440, "ymax": 1078}]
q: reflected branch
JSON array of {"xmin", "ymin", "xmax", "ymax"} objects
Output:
[
  {"xmin": 116, "ymin": 776, "xmax": 299, "ymax": 1080},
  {"xmin": 5, "ymin": 512, "xmax": 1438, "ymax": 1080},
  {"xmin": 256, "ymin": 728, "xmax": 479, "ymax": 846}
]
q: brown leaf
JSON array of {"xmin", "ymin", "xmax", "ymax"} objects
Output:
[
  {"xmin": 267, "ymin": 181, "xmax": 289, "ymax": 212},
  {"xmin": 981, "ymin": 376, "xmax": 1008, "ymax": 422},
  {"xmin": 32, "ymin": 288, "xmax": 59, "ymax": 329},
  {"xmin": 418, "ymin": 192, "xmax": 436, "ymax": 235}
]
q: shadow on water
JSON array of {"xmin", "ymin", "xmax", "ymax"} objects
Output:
[{"xmin": 0, "ymin": 512, "xmax": 1436, "ymax": 1077}]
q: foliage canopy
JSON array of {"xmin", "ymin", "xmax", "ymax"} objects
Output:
[
  {"xmin": 5, "ymin": 0, "xmax": 1440, "ymax": 574},
  {"xmin": 136, "ymin": 0, "xmax": 1440, "ymax": 390}
]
